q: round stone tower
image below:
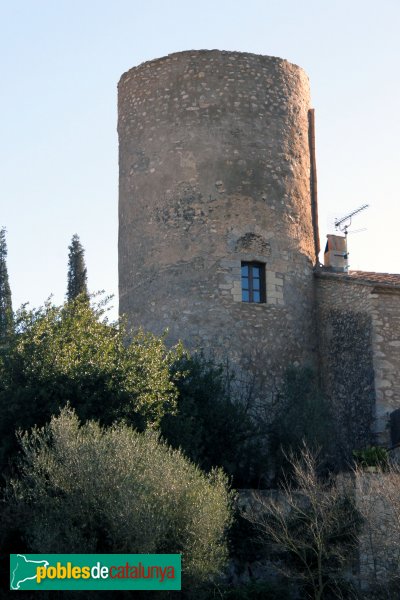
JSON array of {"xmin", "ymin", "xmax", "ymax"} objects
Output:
[{"xmin": 118, "ymin": 50, "xmax": 319, "ymax": 381}]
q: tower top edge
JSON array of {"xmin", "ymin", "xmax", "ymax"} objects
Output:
[{"xmin": 118, "ymin": 49, "xmax": 309, "ymax": 86}]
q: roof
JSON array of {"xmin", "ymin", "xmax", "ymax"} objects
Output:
[{"xmin": 315, "ymin": 268, "xmax": 400, "ymax": 289}]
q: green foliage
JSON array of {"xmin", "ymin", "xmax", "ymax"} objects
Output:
[
  {"xmin": 67, "ymin": 234, "xmax": 89, "ymax": 301},
  {"xmin": 0, "ymin": 296, "xmax": 183, "ymax": 471},
  {"xmin": 161, "ymin": 354, "xmax": 269, "ymax": 487},
  {"xmin": 0, "ymin": 227, "xmax": 13, "ymax": 342},
  {"xmin": 8, "ymin": 407, "xmax": 233, "ymax": 588},
  {"xmin": 353, "ymin": 446, "xmax": 389, "ymax": 469},
  {"xmin": 270, "ymin": 367, "xmax": 332, "ymax": 477}
]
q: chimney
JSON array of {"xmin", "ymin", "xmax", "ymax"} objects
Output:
[{"xmin": 324, "ymin": 234, "xmax": 348, "ymax": 272}]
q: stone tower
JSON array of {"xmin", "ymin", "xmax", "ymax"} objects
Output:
[{"xmin": 118, "ymin": 50, "xmax": 319, "ymax": 382}]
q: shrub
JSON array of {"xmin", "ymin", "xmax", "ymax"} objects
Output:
[
  {"xmin": 7, "ymin": 406, "xmax": 233, "ymax": 589},
  {"xmin": 0, "ymin": 296, "xmax": 183, "ymax": 471},
  {"xmin": 246, "ymin": 445, "xmax": 361, "ymax": 600},
  {"xmin": 270, "ymin": 367, "xmax": 333, "ymax": 479},
  {"xmin": 353, "ymin": 446, "xmax": 389, "ymax": 469},
  {"xmin": 354, "ymin": 463, "xmax": 400, "ymax": 592},
  {"xmin": 162, "ymin": 354, "xmax": 269, "ymax": 487}
]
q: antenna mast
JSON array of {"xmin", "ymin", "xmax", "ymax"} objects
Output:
[
  {"xmin": 335, "ymin": 204, "xmax": 369, "ymax": 235},
  {"xmin": 327, "ymin": 204, "xmax": 369, "ymax": 272}
]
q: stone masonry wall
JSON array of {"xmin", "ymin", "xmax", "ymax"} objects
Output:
[
  {"xmin": 315, "ymin": 274, "xmax": 375, "ymax": 460},
  {"xmin": 118, "ymin": 50, "xmax": 318, "ymax": 390},
  {"xmin": 354, "ymin": 472, "xmax": 400, "ymax": 590},
  {"xmin": 369, "ymin": 289, "xmax": 400, "ymax": 443},
  {"xmin": 316, "ymin": 272, "xmax": 400, "ymax": 455},
  {"xmin": 239, "ymin": 475, "xmax": 400, "ymax": 592}
]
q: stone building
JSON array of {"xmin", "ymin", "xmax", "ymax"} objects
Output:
[
  {"xmin": 118, "ymin": 50, "xmax": 400, "ymax": 453},
  {"xmin": 316, "ymin": 269, "xmax": 400, "ymax": 450}
]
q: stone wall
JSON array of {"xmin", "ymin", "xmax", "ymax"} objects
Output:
[
  {"xmin": 354, "ymin": 471, "xmax": 400, "ymax": 591},
  {"xmin": 118, "ymin": 50, "xmax": 318, "ymax": 389},
  {"xmin": 316, "ymin": 270, "xmax": 400, "ymax": 456},
  {"xmin": 369, "ymin": 289, "xmax": 400, "ymax": 443},
  {"xmin": 239, "ymin": 473, "xmax": 400, "ymax": 592},
  {"xmin": 315, "ymin": 273, "xmax": 375, "ymax": 459}
]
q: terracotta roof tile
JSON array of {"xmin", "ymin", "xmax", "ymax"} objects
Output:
[{"xmin": 315, "ymin": 268, "xmax": 400, "ymax": 288}]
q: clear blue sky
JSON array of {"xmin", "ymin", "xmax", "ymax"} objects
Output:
[{"xmin": 1, "ymin": 0, "xmax": 399, "ymax": 318}]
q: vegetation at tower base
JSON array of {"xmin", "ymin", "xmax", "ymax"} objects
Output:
[
  {"xmin": 353, "ymin": 463, "xmax": 400, "ymax": 596},
  {"xmin": 0, "ymin": 293, "xmax": 392, "ymax": 598},
  {"xmin": 353, "ymin": 446, "xmax": 389, "ymax": 470},
  {"xmin": 161, "ymin": 354, "xmax": 269, "ymax": 488},
  {"xmin": 0, "ymin": 295, "xmax": 183, "ymax": 473},
  {"xmin": 5, "ymin": 406, "xmax": 233, "ymax": 591},
  {"xmin": 0, "ymin": 227, "xmax": 13, "ymax": 343},
  {"xmin": 161, "ymin": 360, "xmax": 332, "ymax": 488},
  {"xmin": 245, "ymin": 446, "xmax": 362, "ymax": 600},
  {"xmin": 269, "ymin": 367, "xmax": 334, "ymax": 480},
  {"xmin": 67, "ymin": 233, "xmax": 89, "ymax": 301}
]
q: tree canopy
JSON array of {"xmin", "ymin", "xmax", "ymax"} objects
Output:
[{"xmin": 0, "ymin": 296, "xmax": 183, "ymax": 471}]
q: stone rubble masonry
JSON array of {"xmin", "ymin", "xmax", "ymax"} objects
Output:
[
  {"xmin": 118, "ymin": 50, "xmax": 400, "ymax": 452},
  {"xmin": 354, "ymin": 472, "xmax": 399, "ymax": 590},
  {"xmin": 118, "ymin": 50, "xmax": 318, "ymax": 386},
  {"xmin": 315, "ymin": 270, "xmax": 400, "ymax": 449},
  {"xmin": 370, "ymin": 289, "xmax": 400, "ymax": 440}
]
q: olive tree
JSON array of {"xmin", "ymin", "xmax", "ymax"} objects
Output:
[{"xmin": 8, "ymin": 406, "xmax": 233, "ymax": 588}]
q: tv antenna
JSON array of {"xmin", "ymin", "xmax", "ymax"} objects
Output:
[
  {"xmin": 332, "ymin": 204, "xmax": 369, "ymax": 271},
  {"xmin": 334, "ymin": 204, "xmax": 369, "ymax": 236}
]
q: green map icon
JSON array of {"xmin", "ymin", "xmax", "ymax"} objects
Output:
[
  {"xmin": 10, "ymin": 554, "xmax": 49, "ymax": 590},
  {"xmin": 9, "ymin": 553, "xmax": 181, "ymax": 591}
]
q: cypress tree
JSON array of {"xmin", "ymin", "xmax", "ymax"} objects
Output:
[
  {"xmin": 0, "ymin": 227, "xmax": 13, "ymax": 341},
  {"xmin": 67, "ymin": 234, "xmax": 89, "ymax": 301}
]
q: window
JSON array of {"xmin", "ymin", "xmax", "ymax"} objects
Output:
[{"xmin": 241, "ymin": 262, "xmax": 266, "ymax": 303}]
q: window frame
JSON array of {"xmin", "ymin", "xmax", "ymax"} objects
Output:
[{"xmin": 241, "ymin": 261, "xmax": 266, "ymax": 304}]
